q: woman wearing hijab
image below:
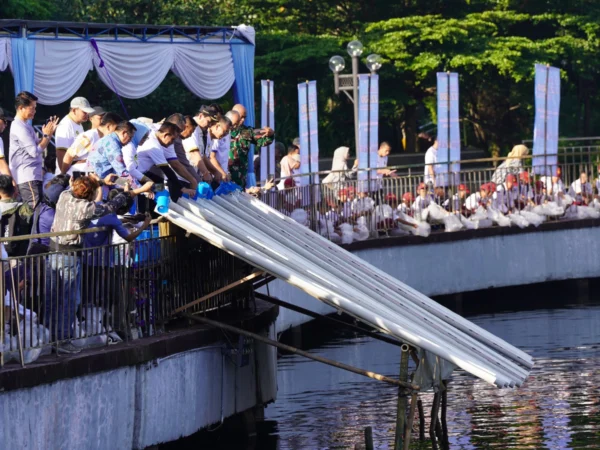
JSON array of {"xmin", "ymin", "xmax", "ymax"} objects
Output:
[
  {"xmin": 322, "ymin": 146, "xmax": 351, "ymax": 202},
  {"xmin": 491, "ymin": 144, "xmax": 530, "ymax": 185},
  {"xmin": 277, "ymin": 145, "xmax": 301, "ymax": 190}
]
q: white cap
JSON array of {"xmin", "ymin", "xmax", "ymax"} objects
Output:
[{"xmin": 70, "ymin": 97, "xmax": 95, "ymax": 114}]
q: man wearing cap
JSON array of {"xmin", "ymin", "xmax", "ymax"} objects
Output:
[
  {"xmin": 0, "ymin": 107, "xmax": 14, "ymax": 177},
  {"xmin": 89, "ymin": 106, "xmax": 106, "ymax": 130},
  {"xmin": 55, "ymin": 97, "xmax": 95, "ymax": 174},
  {"xmin": 229, "ymin": 103, "xmax": 274, "ymax": 188},
  {"xmin": 493, "ymin": 173, "xmax": 519, "ymax": 213},
  {"xmin": 9, "ymin": 91, "xmax": 59, "ymax": 208}
]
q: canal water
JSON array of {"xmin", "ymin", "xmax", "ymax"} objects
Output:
[
  {"xmin": 260, "ymin": 281, "xmax": 600, "ymax": 449},
  {"xmin": 166, "ymin": 280, "xmax": 600, "ymax": 449}
]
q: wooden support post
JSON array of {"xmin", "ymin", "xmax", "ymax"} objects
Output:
[
  {"xmin": 184, "ymin": 314, "xmax": 420, "ymax": 390},
  {"xmin": 417, "ymin": 398, "xmax": 425, "ymax": 442},
  {"xmin": 403, "ymin": 392, "xmax": 418, "ymax": 450},
  {"xmin": 430, "ymin": 393, "xmax": 441, "ymax": 450},
  {"xmin": 441, "ymin": 382, "xmax": 449, "ymax": 450},
  {"xmin": 394, "ymin": 344, "xmax": 410, "ymax": 450},
  {"xmin": 364, "ymin": 426, "xmax": 374, "ymax": 450}
]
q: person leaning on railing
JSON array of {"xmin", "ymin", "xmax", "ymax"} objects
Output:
[
  {"xmin": 490, "ymin": 145, "xmax": 529, "ymax": 186},
  {"xmin": 47, "ymin": 174, "xmax": 152, "ymax": 354}
]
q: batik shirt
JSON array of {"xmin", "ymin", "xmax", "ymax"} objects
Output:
[
  {"xmin": 87, "ymin": 133, "xmax": 131, "ymax": 180},
  {"xmin": 229, "ymin": 125, "xmax": 274, "ymax": 188}
]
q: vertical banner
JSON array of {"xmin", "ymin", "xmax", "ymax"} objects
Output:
[
  {"xmin": 436, "ymin": 72, "xmax": 461, "ymax": 188},
  {"xmin": 369, "ymin": 74, "xmax": 380, "ymax": 190},
  {"xmin": 297, "ymin": 81, "xmax": 319, "ymax": 187},
  {"xmin": 260, "ymin": 80, "xmax": 275, "ymax": 182},
  {"xmin": 357, "ymin": 74, "xmax": 379, "ymax": 192},
  {"xmin": 357, "ymin": 75, "xmax": 370, "ymax": 192},
  {"xmin": 533, "ymin": 64, "xmax": 560, "ymax": 176}
]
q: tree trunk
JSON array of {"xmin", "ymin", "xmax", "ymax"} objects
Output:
[{"xmin": 404, "ymin": 104, "xmax": 418, "ymax": 152}]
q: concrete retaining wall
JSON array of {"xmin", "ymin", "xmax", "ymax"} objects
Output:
[{"xmin": 0, "ymin": 325, "xmax": 277, "ymax": 450}]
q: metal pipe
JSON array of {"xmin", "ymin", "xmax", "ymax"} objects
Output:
[
  {"xmin": 172, "ymin": 199, "xmax": 521, "ymax": 387},
  {"xmin": 222, "ymin": 195, "xmax": 530, "ymax": 382},
  {"xmin": 240, "ymin": 193, "xmax": 534, "ymax": 372},
  {"xmin": 220, "ymin": 195, "xmax": 530, "ymax": 383},
  {"xmin": 165, "ymin": 204, "xmax": 508, "ymax": 386},
  {"xmin": 183, "ymin": 198, "xmax": 521, "ymax": 385}
]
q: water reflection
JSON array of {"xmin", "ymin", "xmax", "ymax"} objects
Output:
[{"xmin": 265, "ymin": 295, "xmax": 600, "ymax": 449}]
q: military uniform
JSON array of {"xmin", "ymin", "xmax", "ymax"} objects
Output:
[{"xmin": 229, "ymin": 125, "xmax": 274, "ymax": 188}]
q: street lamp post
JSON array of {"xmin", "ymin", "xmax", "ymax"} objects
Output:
[{"xmin": 329, "ymin": 41, "xmax": 383, "ymax": 157}]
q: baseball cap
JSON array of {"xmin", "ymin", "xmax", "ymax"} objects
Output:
[
  {"xmin": 458, "ymin": 184, "xmax": 469, "ymax": 193},
  {"xmin": 417, "ymin": 182, "xmax": 426, "ymax": 190},
  {"xmin": 293, "ymin": 137, "xmax": 300, "ymax": 146},
  {"xmin": 505, "ymin": 174, "xmax": 517, "ymax": 184},
  {"xmin": 0, "ymin": 107, "xmax": 14, "ymax": 122},
  {"xmin": 386, "ymin": 193, "xmax": 397, "ymax": 202},
  {"xmin": 89, "ymin": 106, "xmax": 106, "ymax": 118},
  {"xmin": 70, "ymin": 97, "xmax": 95, "ymax": 114},
  {"xmin": 480, "ymin": 183, "xmax": 491, "ymax": 193},
  {"xmin": 402, "ymin": 192, "xmax": 414, "ymax": 203}
]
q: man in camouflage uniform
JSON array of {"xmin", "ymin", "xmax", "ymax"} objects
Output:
[{"xmin": 229, "ymin": 104, "xmax": 274, "ymax": 188}]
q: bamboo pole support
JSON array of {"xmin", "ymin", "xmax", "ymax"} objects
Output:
[
  {"xmin": 430, "ymin": 393, "xmax": 441, "ymax": 450},
  {"xmin": 417, "ymin": 398, "xmax": 425, "ymax": 441},
  {"xmin": 173, "ymin": 271, "xmax": 265, "ymax": 313},
  {"xmin": 394, "ymin": 344, "xmax": 410, "ymax": 450},
  {"xmin": 403, "ymin": 392, "xmax": 418, "ymax": 450},
  {"xmin": 364, "ymin": 426, "xmax": 374, "ymax": 450},
  {"xmin": 184, "ymin": 314, "xmax": 419, "ymax": 390},
  {"xmin": 441, "ymin": 381, "xmax": 449, "ymax": 449}
]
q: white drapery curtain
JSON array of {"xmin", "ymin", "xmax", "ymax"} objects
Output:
[{"xmin": 1, "ymin": 37, "xmax": 237, "ymax": 105}]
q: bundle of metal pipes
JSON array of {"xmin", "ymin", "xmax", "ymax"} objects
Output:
[{"xmin": 160, "ymin": 192, "xmax": 533, "ymax": 388}]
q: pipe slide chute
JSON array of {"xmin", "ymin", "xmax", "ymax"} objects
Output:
[{"xmin": 159, "ymin": 192, "xmax": 533, "ymax": 388}]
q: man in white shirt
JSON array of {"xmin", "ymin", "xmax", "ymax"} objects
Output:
[
  {"xmin": 54, "ymin": 97, "xmax": 95, "ymax": 173},
  {"xmin": 569, "ymin": 171, "xmax": 593, "ymax": 205},
  {"xmin": 207, "ymin": 113, "xmax": 233, "ymax": 183},
  {"xmin": 0, "ymin": 107, "xmax": 13, "ymax": 177},
  {"xmin": 136, "ymin": 122, "xmax": 197, "ymax": 199},
  {"xmin": 424, "ymin": 139, "xmax": 438, "ymax": 186},
  {"xmin": 182, "ymin": 105, "xmax": 221, "ymax": 182},
  {"xmin": 62, "ymin": 112, "xmax": 122, "ymax": 175}
]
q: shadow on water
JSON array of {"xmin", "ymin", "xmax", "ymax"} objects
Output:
[{"xmin": 165, "ymin": 278, "xmax": 600, "ymax": 449}]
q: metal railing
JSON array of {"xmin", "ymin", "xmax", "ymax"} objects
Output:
[
  {"xmin": 260, "ymin": 149, "xmax": 600, "ymax": 239},
  {"xmin": 1, "ymin": 223, "xmax": 249, "ymax": 366}
]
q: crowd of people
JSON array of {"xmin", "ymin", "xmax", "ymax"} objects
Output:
[
  {"xmin": 267, "ymin": 141, "xmax": 600, "ymax": 244},
  {"xmin": 0, "ymin": 91, "xmax": 276, "ymax": 355}
]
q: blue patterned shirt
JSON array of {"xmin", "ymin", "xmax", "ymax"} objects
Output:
[{"xmin": 87, "ymin": 133, "xmax": 130, "ymax": 179}]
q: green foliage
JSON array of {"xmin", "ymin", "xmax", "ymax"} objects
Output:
[{"xmin": 3, "ymin": 0, "xmax": 600, "ymax": 155}]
